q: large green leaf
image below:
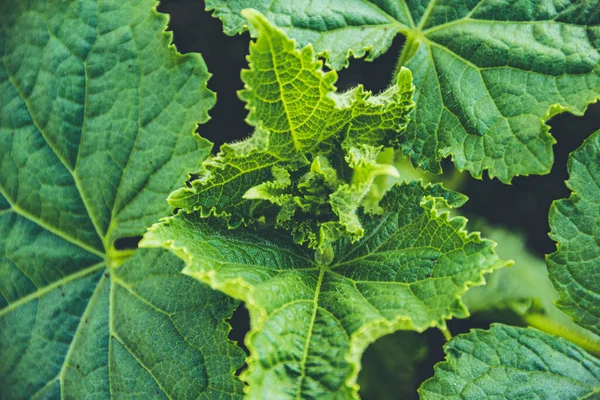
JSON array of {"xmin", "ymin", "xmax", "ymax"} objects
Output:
[
  {"xmin": 142, "ymin": 181, "xmax": 508, "ymax": 399},
  {"xmin": 420, "ymin": 324, "xmax": 600, "ymax": 399},
  {"xmin": 169, "ymin": 9, "xmax": 415, "ymax": 249},
  {"xmin": 206, "ymin": 0, "xmax": 600, "ymax": 182},
  {"xmin": 547, "ymin": 130, "xmax": 600, "ymax": 337},
  {"xmin": 0, "ymin": 0, "xmax": 244, "ymax": 397}
]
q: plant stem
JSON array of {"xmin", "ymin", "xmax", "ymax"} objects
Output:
[
  {"xmin": 440, "ymin": 326, "xmax": 453, "ymax": 342},
  {"xmin": 525, "ymin": 313, "xmax": 600, "ymax": 358},
  {"xmin": 392, "ymin": 33, "xmax": 420, "ymax": 82}
]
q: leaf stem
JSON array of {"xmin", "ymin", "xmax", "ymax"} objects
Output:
[
  {"xmin": 439, "ymin": 326, "xmax": 452, "ymax": 342},
  {"xmin": 525, "ymin": 313, "xmax": 600, "ymax": 358},
  {"xmin": 392, "ymin": 33, "xmax": 420, "ymax": 82}
]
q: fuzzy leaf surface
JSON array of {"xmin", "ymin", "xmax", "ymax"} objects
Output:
[
  {"xmin": 0, "ymin": 0, "xmax": 244, "ymax": 397},
  {"xmin": 169, "ymin": 10, "xmax": 414, "ymax": 247},
  {"xmin": 420, "ymin": 324, "xmax": 600, "ymax": 399},
  {"xmin": 142, "ymin": 182, "xmax": 507, "ymax": 399},
  {"xmin": 547, "ymin": 130, "xmax": 600, "ymax": 337},
  {"xmin": 207, "ymin": 1, "xmax": 600, "ymax": 182}
]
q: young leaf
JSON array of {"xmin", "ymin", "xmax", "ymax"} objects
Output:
[
  {"xmin": 206, "ymin": 2, "xmax": 600, "ymax": 182},
  {"xmin": 142, "ymin": 181, "xmax": 508, "ymax": 399},
  {"xmin": 0, "ymin": 0, "xmax": 244, "ymax": 397},
  {"xmin": 547, "ymin": 130, "xmax": 600, "ymax": 337},
  {"xmin": 170, "ymin": 9, "xmax": 415, "ymax": 248},
  {"xmin": 420, "ymin": 324, "xmax": 600, "ymax": 399}
]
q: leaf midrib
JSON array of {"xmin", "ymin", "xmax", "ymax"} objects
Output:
[
  {"xmin": 264, "ymin": 31, "xmax": 303, "ymax": 152},
  {"xmin": 109, "ymin": 275, "xmax": 216, "ymax": 399},
  {"xmin": 294, "ymin": 267, "xmax": 325, "ymax": 400},
  {"xmin": 58, "ymin": 273, "xmax": 109, "ymax": 399}
]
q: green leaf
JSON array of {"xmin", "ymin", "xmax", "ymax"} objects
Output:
[
  {"xmin": 420, "ymin": 324, "xmax": 600, "ymax": 400},
  {"xmin": 142, "ymin": 181, "xmax": 508, "ymax": 399},
  {"xmin": 207, "ymin": 1, "xmax": 600, "ymax": 182},
  {"xmin": 168, "ymin": 128, "xmax": 300, "ymax": 227},
  {"xmin": 206, "ymin": 0, "xmax": 411, "ymax": 69},
  {"xmin": 547, "ymin": 130, "xmax": 600, "ymax": 337},
  {"xmin": 170, "ymin": 9, "xmax": 415, "ymax": 248},
  {"xmin": 237, "ymin": 9, "xmax": 342, "ymax": 154},
  {"xmin": 0, "ymin": 0, "xmax": 244, "ymax": 397},
  {"xmin": 329, "ymin": 144, "xmax": 399, "ymax": 242}
]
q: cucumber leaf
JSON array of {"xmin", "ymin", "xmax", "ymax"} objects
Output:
[
  {"xmin": 170, "ymin": 10, "xmax": 415, "ymax": 249},
  {"xmin": 206, "ymin": 0, "xmax": 412, "ymax": 69},
  {"xmin": 420, "ymin": 324, "xmax": 600, "ymax": 399},
  {"xmin": 547, "ymin": 130, "xmax": 600, "ymax": 337},
  {"xmin": 206, "ymin": 1, "xmax": 600, "ymax": 182},
  {"xmin": 142, "ymin": 181, "xmax": 508, "ymax": 399},
  {"xmin": 0, "ymin": 0, "xmax": 244, "ymax": 398}
]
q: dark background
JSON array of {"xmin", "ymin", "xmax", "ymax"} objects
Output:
[{"xmin": 159, "ymin": 1, "xmax": 600, "ymax": 397}]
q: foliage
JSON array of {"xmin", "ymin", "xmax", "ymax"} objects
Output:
[
  {"xmin": 168, "ymin": 10, "xmax": 415, "ymax": 251},
  {"xmin": 0, "ymin": 0, "xmax": 243, "ymax": 398},
  {"xmin": 547, "ymin": 131, "xmax": 600, "ymax": 337},
  {"xmin": 142, "ymin": 180, "xmax": 506, "ymax": 397},
  {"xmin": 420, "ymin": 324, "xmax": 600, "ymax": 399},
  {"xmin": 1, "ymin": 0, "xmax": 599, "ymax": 399},
  {"xmin": 208, "ymin": 0, "xmax": 600, "ymax": 182}
]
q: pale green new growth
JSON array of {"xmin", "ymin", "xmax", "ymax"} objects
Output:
[
  {"xmin": 169, "ymin": 9, "xmax": 415, "ymax": 249},
  {"xmin": 547, "ymin": 130, "xmax": 600, "ymax": 337},
  {"xmin": 420, "ymin": 324, "xmax": 600, "ymax": 399},
  {"xmin": 207, "ymin": 0, "xmax": 600, "ymax": 182},
  {"xmin": 0, "ymin": 0, "xmax": 244, "ymax": 398},
  {"xmin": 142, "ymin": 181, "xmax": 508, "ymax": 399}
]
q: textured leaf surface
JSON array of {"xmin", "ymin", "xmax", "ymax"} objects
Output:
[
  {"xmin": 142, "ymin": 182, "xmax": 507, "ymax": 399},
  {"xmin": 547, "ymin": 130, "xmax": 600, "ymax": 337},
  {"xmin": 170, "ymin": 10, "xmax": 414, "ymax": 248},
  {"xmin": 0, "ymin": 0, "xmax": 244, "ymax": 397},
  {"xmin": 206, "ymin": 0, "xmax": 412, "ymax": 69},
  {"xmin": 420, "ymin": 324, "xmax": 600, "ymax": 399},
  {"xmin": 207, "ymin": 1, "xmax": 600, "ymax": 182}
]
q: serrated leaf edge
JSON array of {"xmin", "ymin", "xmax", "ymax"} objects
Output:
[
  {"xmin": 546, "ymin": 130, "xmax": 600, "ymax": 337},
  {"xmin": 141, "ymin": 186, "xmax": 509, "ymax": 397},
  {"xmin": 205, "ymin": 4, "xmax": 402, "ymax": 70}
]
